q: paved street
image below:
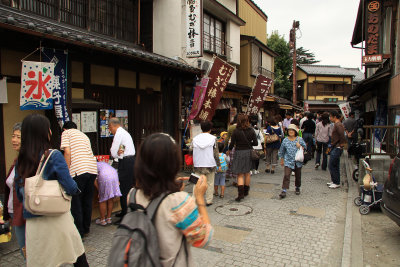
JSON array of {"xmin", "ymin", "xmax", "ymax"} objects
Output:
[{"xmin": 1, "ymin": 158, "xmax": 351, "ymax": 267}]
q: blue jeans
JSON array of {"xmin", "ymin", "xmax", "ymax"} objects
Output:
[
  {"xmin": 328, "ymin": 148, "xmax": 343, "ymax": 185},
  {"xmin": 316, "ymin": 141, "xmax": 328, "ymax": 170},
  {"xmin": 9, "ymin": 213, "xmax": 26, "ymax": 255},
  {"xmin": 303, "ymin": 133, "xmax": 314, "ymax": 153}
]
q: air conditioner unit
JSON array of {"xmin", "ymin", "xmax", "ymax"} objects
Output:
[{"xmin": 197, "ymin": 59, "xmax": 212, "ymax": 75}]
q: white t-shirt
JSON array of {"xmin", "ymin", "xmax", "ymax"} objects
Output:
[{"xmin": 6, "ymin": 167, "xmax": 15, "ymax": 214}]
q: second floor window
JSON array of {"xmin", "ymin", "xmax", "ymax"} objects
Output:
[{"xmin": 203, "ymin": 13, "xmax": 225, "ymax": 55}]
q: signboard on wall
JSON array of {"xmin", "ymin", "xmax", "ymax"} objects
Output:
[
  {"xmin": 72, "ymin": 113, "xmax": 81, "ymax": 131},
  {"xmin": 100, "ymin": 109, "xmax": 115, "ymax": 137},
  {"xmin": 363, "ymin": 0, "xmax": 382, "ymax": 65},
  {"xmin": 186, "ymin": 0, "xmax": 203, "ymax": 58},
  {"xmin": 81, "ymin": 111, "xmax": 97, "ymax": 133},
  {"xmin": 20, "ymin": 61, "xmax": 55, "ymax": 110}
]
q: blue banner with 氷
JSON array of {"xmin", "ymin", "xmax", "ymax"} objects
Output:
[{"xmin": 42, "ymin": 48, "xmax": 70, "ymax": 127}]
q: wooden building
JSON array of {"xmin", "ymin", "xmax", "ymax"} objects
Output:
[{"xmin": 0, "ymin": 1, "xmax": 200, "ymax": 195}]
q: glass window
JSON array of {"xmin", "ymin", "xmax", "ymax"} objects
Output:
[{"xmin": 203, "ymin": 13, "xmax": 225, "ymax": 55}]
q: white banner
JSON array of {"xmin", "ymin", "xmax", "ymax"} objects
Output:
[
  {"xmin": 338, "ymin": 102, "xmax": 351, "ymax": 119},
  {"xmin": 186, "ymin": 0, "xmax": 202, "ymax": 58},
  {"xmin": 20, "ymin": 61, "xmax": 55, "ymax": 110}
]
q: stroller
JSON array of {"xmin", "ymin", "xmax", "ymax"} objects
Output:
[{"xmin": 353, "ymin": 159, "xmax": 383, "ymax": 215}]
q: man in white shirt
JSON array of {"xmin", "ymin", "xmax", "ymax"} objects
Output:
[
  {"xmin": 192, "ymin": 121, "xmax": 220, "ymax": 206},
  {"xmin": 282, "ymin": 112, "xmax": 293, "ymax": 132},
  {"xmin": 109, "ymin": 118, "xmax": 136, "ymax": 223},
  {"xmin": 299, "ymin": 112, "xmax": 309, "ymax": 129}
]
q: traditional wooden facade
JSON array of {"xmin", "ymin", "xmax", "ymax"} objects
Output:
[{"xmin": 0, "ymin": 1, "xmax": 200, "ymax": 195}]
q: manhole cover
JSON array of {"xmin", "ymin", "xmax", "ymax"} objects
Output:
[{"xmin": 215, "ymin": 204, "xmax": 253, "ymax": 216}]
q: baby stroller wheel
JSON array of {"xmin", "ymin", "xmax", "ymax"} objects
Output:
[
  {"xmin": 359, "ymin": 205, "xmax": 370, "ymax": 215},
  {"xmin": 352, "ymin": 169, "xmax": 359, "ymax": 182},
  {"xmin": 354, "ymin": 196, "xmax": 362, "ymax": 206}
]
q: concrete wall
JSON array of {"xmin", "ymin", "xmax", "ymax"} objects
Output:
[
  {"xmin": 238, "ymin": 0, "xmax": 267, "ymax": 44},
  {"xmin": 217, "ymin": 0, "xmax": 236, "ymax": 14},
  {"xmin": 153, "ymin": 0, "xmax": 182, "ymax": 59}
]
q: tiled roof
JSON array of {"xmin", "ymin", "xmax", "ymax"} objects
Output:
[
  {"xmin": 298, "ymin": 65, "xmax": 355, "ymax": 77},
  {"xmin": 344, "ymin": 68, "xmax": 365, "ymax": 83},
  {"xmin": 0, "ymin": 5, "xmax": 200, "ymax": 73}
]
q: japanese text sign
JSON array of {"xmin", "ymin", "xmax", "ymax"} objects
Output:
[
  {"xmin": 246, "ymin": 75, "xmax": 272, "ymax": 115},
  {"xmin": 186, "ymin": 0, "xmax": 202, "ymax": 57},
  {"xmin": 188, "ymin": 77, "xmax": 209, "ymax": 120},
  {"xmin": 338, "ymin": 102, "xmax": 351, "ymax": 119},
  {"xmin": 363, "ymin": 0, "xmax": 382, "ymax": 64},
  {"xmin": 197, "ymin": 57, "xmax": 234, "ymax": 121},
  {"xmin": 20, "ymin": 61, "xmax": 55, "ymax": 110},
  {"xmin": 43, "ymin": 48, "xmax": 70, "ymax": 127}
]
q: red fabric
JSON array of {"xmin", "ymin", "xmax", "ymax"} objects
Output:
[{"xmin": 184, "ymin": 154, "xmax": 194, "ymax": 166}]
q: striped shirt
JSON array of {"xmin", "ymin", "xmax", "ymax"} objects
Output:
[{"xmin": 60, "ymin": 129, "xmax": 97, "ymax": 177}]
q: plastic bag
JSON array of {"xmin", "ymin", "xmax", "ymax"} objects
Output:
[{"xmin": 295, "ymin": 147, "xmax": 304, "ymax": 162}]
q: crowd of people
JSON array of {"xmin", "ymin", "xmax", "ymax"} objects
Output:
[{"xmin": 0, "ymin": 108, "xmax": 354, "ymax": 266}]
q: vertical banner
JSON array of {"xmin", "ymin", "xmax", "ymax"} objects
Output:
[
  {"xmin": 246, "ymin": 75, "xmax": 273, "ymax": 115},
  {"xmin": 197, "ymin": 57, "xmax": 234, "ymax": 121},
  {"xmin": 304, "ymin": 102, "xmax": 309, "ymax": 112},
  {"xmin": 373, "ymin": 99, "xmax": 387, "ymax": 149},
  {"xmin": 186, "ymin": 0, "xmax": 202, "ymax": 57},
  {"xmin": 42, "ymin": 48, "xmax": 70, "ymax": 127},
  {"xmin": 338, "ymin": 102, "xmax": 351, "ymax": 119},
  {"xmin": 20, "ymin": 61, "xmax": 54, "ymax": 110},
  {"xmin": 188, "ymin": 77, "xmax": 209, "ymax": 120},
  {"xmin": 363, "ymin": 0, "xmax": 382, "ymax": 64}
]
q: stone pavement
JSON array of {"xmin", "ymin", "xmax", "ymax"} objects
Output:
[{"xmin": 0, "ymin": 159, "xmax": 349, "ymax": 267}]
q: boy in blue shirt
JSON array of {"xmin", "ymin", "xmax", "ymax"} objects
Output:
[{"xmin": 214, "ymin": 143, "xmax": 229, "ymax": 198}]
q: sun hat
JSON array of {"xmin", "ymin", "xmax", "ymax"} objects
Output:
[
  {"xmin": 220, "ymin": 131, "xmax": 228, "ymax": 137},
  {"xmin": 287, "ymin": 124, "xmax": 299, "ymax": 133}
]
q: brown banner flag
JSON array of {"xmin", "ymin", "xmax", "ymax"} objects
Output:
[
  {"xmin": 197, "ymin": 57, "xmax": 235, "ymax": 121},
  {"xmin": 246, "ymin": 75, "xmax": 273, "ymax": 115}
]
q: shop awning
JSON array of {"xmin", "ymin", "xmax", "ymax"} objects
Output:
[
  {"xmin": 71, "ymin": 98, "xmax": 103, "ymax": 109},
  {"xmin": 349, "ymin": 68, "xmax": 391, "ymax": 97}
]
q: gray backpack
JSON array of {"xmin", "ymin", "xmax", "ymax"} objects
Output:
[{"xmin": 107, "ymin": 189, "xmax": 186, "ymax": 267}]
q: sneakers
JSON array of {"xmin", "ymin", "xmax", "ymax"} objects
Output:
[
  {"xmin": 279, "ymin": 191, "xmax": 286, "ymax": 199},
  {"xmin": 295, "ymin": 187, "xmax": 300, "ymax": 195},
  {"xmin": 315, "ymin": 163, "xmax": 320, "ymax": 169},
  {"xmin": 250, "ymin": 170, "xmax": 253, "ymax": 175},
  {"xmin": 328, "ymin": 183, "xmax": 341, "ymax": 189},
  {"xmin": 327, "ymin": 182, "xmax": 333, "ymax": 186},
  {"xmin": 254, "ymin": 170, "xmax": 260, "ymax": 174},
  {"xmin": 95, "ymin": 218, "xmax": 107, "ymax": 226},
  {"xmin": 291, "ymin": 171, "xmax": 295, "ymax": 176}
]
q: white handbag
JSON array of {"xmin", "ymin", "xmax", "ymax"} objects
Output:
[
  {"xmin": 24, "ymin": 150, "xmax": 72, "ymax": 216},
  {"xmin": 295, "ymin": 146, "xmax": 304, "ymax": 162}
]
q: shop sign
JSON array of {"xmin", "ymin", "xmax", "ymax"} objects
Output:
[
  {"xmin": 197, "ymin": 57, "xmax": 234, "ymax": 121},
  {"xmin": 363, "ymin": 0, "xmax": 381, "ymax": 65},
  {"xmin": 304, "ymin": 102, "xmax": 309, "ymax": 112},
  {"xmin": 20, "ymin": 61, "xmax": 55, "ymax": 110},
  {"xmin": 186, "ymin": 0, "xmax": 203, "ymax": 58},
  {"xmin": 338, "ymin": 102, "xmax": 351, "ymax": 119},
  {"xmin": 42, "ymin": 48, "xmax": 70, "ymax": 127},
  {"xmin": 246, "ymin": 75, "xmax": 273, "ymax": 115},
  {"xmin": 188, "ymin": 77, "xmax": 209, "ymax": 120},
  {"xmin": 81, "ymin": 111, "xmax": 97, "ymax": 133}
]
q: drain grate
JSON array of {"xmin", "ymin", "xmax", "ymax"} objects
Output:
[{"xmin": 215, "ymin": 204, "xmax": 253, "ymax": 216}]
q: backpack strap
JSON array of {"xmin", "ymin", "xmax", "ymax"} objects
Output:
[{"xmin": 146, "ymin": 191, "xmax": 175, "ymax": 222}]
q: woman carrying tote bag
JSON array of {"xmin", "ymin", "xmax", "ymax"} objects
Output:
[{"xmin": 15, "ymin": 114, "xmax": 88, "ymax": 267}]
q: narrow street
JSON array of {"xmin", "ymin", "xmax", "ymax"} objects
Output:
[{"xmin": 1, "ymin": 158, "xmax": 348, "ymax": 266}]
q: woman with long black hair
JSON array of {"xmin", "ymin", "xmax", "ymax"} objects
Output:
[{"xmin": 15, "ymin": 114, "xmax": 88, "ymax": 267}]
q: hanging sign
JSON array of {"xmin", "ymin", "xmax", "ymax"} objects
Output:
[
  {"xmin": 188, "ymin": 77, "xmax": 209, "ymax": 120},
  {"xmin": 338, "ymin": 102, "xmax": 351, "ymax": 119},
  {"xmin": 186, "ymin": 0, "xmax": 203, "ymax": 57},
  {"xmin": 363, "ymin": 0, "xmax": 382, "ymax": 64},
  {"xmin": 20, "ymin": 61, "xmax": 55, "ymax": 110},
  {"xmin": 197, "ymin": 57, "xmax": 234, "ymax": 121},
  {"xmin": 42, "ymin": 48, "xmax": 70, "ymax": 127},
  {"xmin": 246, "ymin": 75, "xmax": 273, "ymax": 115}
]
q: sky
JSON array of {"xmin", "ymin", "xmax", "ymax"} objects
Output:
[{"xmin": 253, "ymin": 0, "xmax": 363, "ymax": 69}]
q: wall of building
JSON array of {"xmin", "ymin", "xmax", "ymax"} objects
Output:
[
  {"xmin": 389, "ymin": 74, "xmax": 400, "ymax": 107},
  {"xmin": 1, "ymin": 49, "xmax": 44, "ymax": 171},
  {"xmin": 153, "ymin": 0, "xmax": 182, "ymax": 59},
  {"xmin": 238, "ymin": 0, "xmax": 267, "ymax": 43},
  {"xmin": 217, "ymin": 0, "xmax": 236, "ymax": 14},
  {"xmin": 304, "ymin": 75, "xmax": 352, "ymax": 101},
  {"xmin": 238, "ymin": 41, "xmax": 251, "ymax": 87},
  {"xmin": 226, "ymin": 19, "xmax": 241, "ymax": 65}
]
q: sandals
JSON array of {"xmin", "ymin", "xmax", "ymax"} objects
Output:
[
  {"xmin": 213, "ymin": 192, "xmax": 219, "ymax": 196},
  {"xmin": 106, "ymin": 217, "xmax": 112, "ymax": 224},
  {"xmin": 95, "ymin": 218, "xmax": 107, "ymax": 226}
]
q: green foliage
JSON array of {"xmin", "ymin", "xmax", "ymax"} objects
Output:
[{"xmin": 267, "ymin": 31, "xmax": 319, "ymax": 100}]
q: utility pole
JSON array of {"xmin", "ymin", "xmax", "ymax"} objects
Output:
[{"xmin": 290, "ymin": 20, "xmax": 300, "ymax": 106}]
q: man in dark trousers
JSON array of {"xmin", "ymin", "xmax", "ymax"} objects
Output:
[
  {"xmin": 61, "ymin": 121, "xmax": 98, "ymax": 237},
  {"xmin": 327, "ymin": 111, "xmax": 346, "ymax": 189},
  {"xmin": 301, "ymin": 113, "xmax": 316, "ymax": 153},
  {"xmin": 109, "ymin": 118, "xmax": 136, "ymax": 224}
]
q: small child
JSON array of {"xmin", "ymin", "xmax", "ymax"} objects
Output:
[{"xmin": 214, "ymin": 143, "xmax": 229, "ymax": 198}]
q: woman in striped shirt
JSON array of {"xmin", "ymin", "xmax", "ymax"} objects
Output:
[{"xmin": 132, "ymin": 133, "xmax": 213, "ymax": 266}]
